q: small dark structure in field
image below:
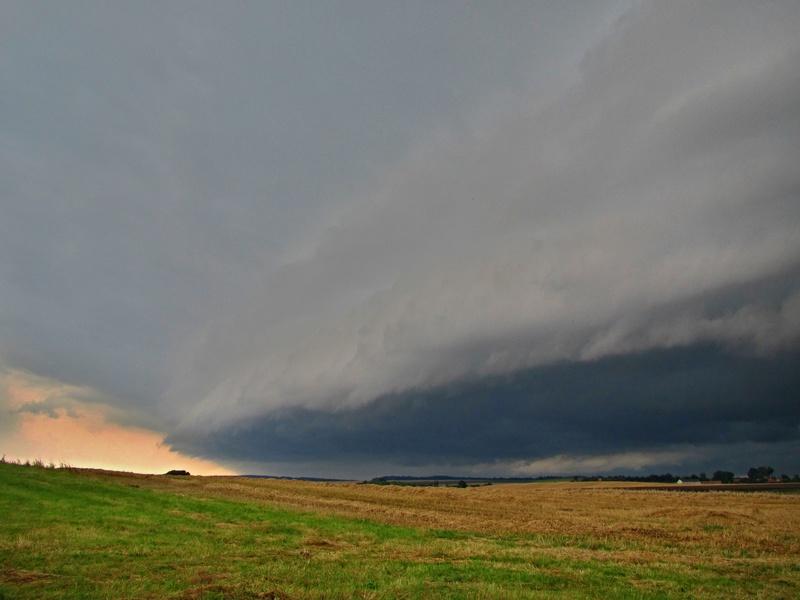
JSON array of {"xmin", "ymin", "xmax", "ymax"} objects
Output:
[{"xmin": 165, "ymin": 469, "xmax": 190, "ymax": 476}]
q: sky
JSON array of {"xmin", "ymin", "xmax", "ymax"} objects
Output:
[{"xmin": 1, "ymin": 0, "xmax": 799, "ymax": 478}]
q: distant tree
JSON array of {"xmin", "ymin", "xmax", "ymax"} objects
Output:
[
  {"xmin": 712, "ymin": 470, "xmax": 735, "ymax": 484},
  {"xmin": 699, "ymin": 472, "xmax": 707, "ymax": 481},
  {"xmin": 747, "ymin": 466, "xmax": 773, "ymax": 482},
  {"xmin": 781, "ymin": 474, "xmax": 791, "ymax": 482},
  {"xmin": 457, "ymin": 480, "xmax": 467, "ymax": 488}
]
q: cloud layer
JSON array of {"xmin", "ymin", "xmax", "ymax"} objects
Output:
[
  {"xmin": 2, "ymin": 1, "xmax": 799, "ymax": 475},
  {"xmin": 167, "ymin": 345, "xmax": 800, "ymax": 476},
  {"xmin": 167, "ymin": 1, "xmax": 800, "ymax": 430}
]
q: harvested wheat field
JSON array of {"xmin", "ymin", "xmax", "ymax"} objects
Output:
[
  {"xmin": 2, "ymin": 463, "xmax": 799, "ymax": 599},
  {"xmin": 87, "ymin": 467, "xmax": 800, "ymax": 541}
]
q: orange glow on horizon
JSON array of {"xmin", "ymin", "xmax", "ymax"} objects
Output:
[{"xmin": 1, "ymin": 369, "xmax": 234, "ymax": 475}]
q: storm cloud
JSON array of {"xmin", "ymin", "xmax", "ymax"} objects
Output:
[
  {"xmin": 2, "ymin": 1, "xmax": 799, "ymax": 476},
  {"xmin": 167, "ymin": 345, "xmax": 800, "ymax": 474}
]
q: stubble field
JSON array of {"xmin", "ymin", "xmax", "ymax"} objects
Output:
[{"xmin": 1, "ymin": 463, "xmax": 799, "ymax": 598}]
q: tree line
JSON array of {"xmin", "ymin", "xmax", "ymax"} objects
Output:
[{"xmin": 574, "ymin": 465, "xmax": 799, "ymax": 484}]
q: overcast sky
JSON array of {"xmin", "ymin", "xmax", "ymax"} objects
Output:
[{"xmin": 2, "ymin": 0, "xmax": 799, "ymax": 478}]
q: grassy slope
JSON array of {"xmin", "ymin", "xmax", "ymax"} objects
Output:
[{"xmin": 1, "ymin": 464, "xmax": 798, "ymax": 599}]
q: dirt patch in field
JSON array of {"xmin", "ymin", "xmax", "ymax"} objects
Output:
[
  {"xmin": 304, "ymin": 537, "xmax": 339, "ymax": 548},
  {"xmin": 0, "ymin": 569, "xmax": 52, "ymax": 584},
  {"xmin": 190, "ymin": 570, "xmax": 222, "ymax": 585},
  {"xmin": 181, "ymin": 583, "xmax": 292, "ymax": 600}
]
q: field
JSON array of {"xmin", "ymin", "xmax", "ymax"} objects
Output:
[{"xmin": 1, "ymin": 464, "xmax": 799, "ymax": 599}]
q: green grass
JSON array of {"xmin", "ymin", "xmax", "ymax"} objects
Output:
[{"xmin": 0, "ymin": 464, "xmax": 796, "ymax": 599}]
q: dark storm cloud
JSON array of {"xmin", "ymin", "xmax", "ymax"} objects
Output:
[{"xmin": 167, "ymin": 343, "xmax": 800, "ymax": 472}]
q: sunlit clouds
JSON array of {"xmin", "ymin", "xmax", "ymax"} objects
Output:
[{"xmin": 0, "ymin": 369, "xmax": 231, "ymax": 474}]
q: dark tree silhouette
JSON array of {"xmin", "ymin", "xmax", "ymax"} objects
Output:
[
  {"xmin": 712, "ymin": 470, "xmax": 735, "ymax": 484},
  {"xmin": 747, "ymin": 466, "xmax": 774, "ymax": 482}
]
